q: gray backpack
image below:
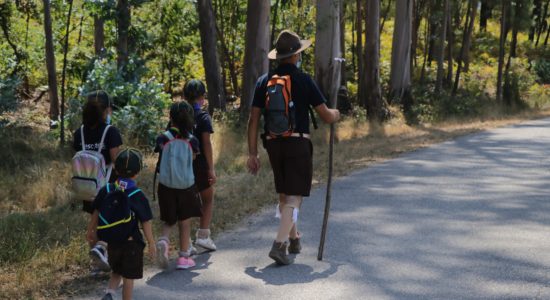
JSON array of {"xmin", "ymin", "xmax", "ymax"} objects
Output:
[{"xmin": 158, "ymin": 131, "xmax": 195, "ymax": 189}]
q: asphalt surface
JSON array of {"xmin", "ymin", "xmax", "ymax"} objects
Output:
[{"xmin": 82, "ymin": 118, "xmax": 550, "ymax": 300}]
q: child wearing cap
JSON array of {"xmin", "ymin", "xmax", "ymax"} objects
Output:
[
  {"xmin": 155, "ymin": 101, "xmax": 203, "ymax": 270},
  {"xmin": 184, "ymin": 79, "xmax": 218, "ymax": 251},
  {"xmin": 74, "ymin": 91, "xmax": 123, "ymax": 272},
  {"xmin": 86, "ymin": 148, "xmax": 155, "ymax": 300}
]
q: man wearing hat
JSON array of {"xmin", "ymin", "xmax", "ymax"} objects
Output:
[{"xmin": 247, "ymin": 30, "xmax": 340, "ymax": 265}]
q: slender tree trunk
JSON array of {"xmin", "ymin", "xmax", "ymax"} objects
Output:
[
  {"xmin": 197, "ymin": 0, "xmax": 226, "ymax": 112},
  {"xmin": 116, "ymin": 0, "xmax": 130, "ymax": 71},
  {"xmin": 446, "ymin": 6, "xmax": 454, "ymax": 86},
  {"xmin": 356, "ymin": 0, "xmax": 365, "ymax": 106},
  {"xmin": 530, "ymin": 0, "xmax": 542, "ymax": 42},
  {"xmin": 463, "ymin": 0, "xmax": 478, "ymax": 72},
  {"xmin": 340, "ymin": 0, "xmax": 347, "ymax": 86},
  {"xmin": 240, "ymin": 0, "xmax": 270, "ymax": 118},
  {"xmin": 270, "ymin": 0, "xmax": 281, "ymax": 48},
  {"xmin": 94, "ymin": 15, "xmax": 104, "ymax": 55},
  {"xmin": 216, "ymin": 24, "xmax": 239, "ymax": 96},
  {"xmin": 391, "ymin": 0, "xmax": 414, "ymax": 100},
  {"xmin": 496, "ymin": 0, "xmax": 508, "ymax": 103},
  {"xmin": 544, "ymin": 20, "xmax": 550, "ymax": 46},
  {"xmin": 315, "ymin": 0, "xmax": 342, "ymax": 103},
  {"xmin": 479, "ymin": 0, "xmax": 493, "ymax": 32},
  {"xmin": 365, "ymin": 0, "xmax": 385, "ymax": 122},
  {"xmin": 452, "ymin": 0, "xmax": 476, "ymax": 95},
  {"xmin": 536, "ymin": 0, "xmax": 550, "ymax": 46},
  {"xmin": 60, "ymin": 0, "xmax": 73, "ymax": 145},
  {"xmin": 509, "ymin": 0, "xmax": 521, "ymax": 57},
  {"xmin": 420, "ymin": 6, "xmax": 430, "ymax": 83},
  {"xmin": 43, "ymin": 0, "xmax": 59, "ymax": 123},
  {"xmin": 436, "ymin": 0, "xmax": 449, "ymax": 93},
  {"xmin": 380, "ymin": 0, "xmax": 393, "ymax": 33}
]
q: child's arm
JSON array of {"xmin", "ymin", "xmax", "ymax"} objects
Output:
[
  {"xmin": 86, "ymin": 210, "xmax": 99, "ymax": 247},
  {"xmin": 141, "ymin": 220, "xmax": 156, "ymax": 259},
  {"xmin": 202, "ymin": 132, "xmax": 216, "ymax": 185}
]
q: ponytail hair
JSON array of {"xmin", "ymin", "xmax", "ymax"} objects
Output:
[
  {"xmin": 169, "ymin": 101, "xmax": 194, "ymax": 138},
  {"xmin": 82, "ymin": 90, "xmax": 111, "ymax": 127}
]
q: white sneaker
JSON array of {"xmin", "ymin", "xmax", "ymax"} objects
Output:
[
  {"xmin": 90, "ymin": 244, "xmax": 110, "ymax": 272},
  {"xmin": 195, "ymin": 236, "xmax": 217, "ymax": 251},
  {"xmin": 156, "ymin": 239, "xmax": 169, "ymax": 269},
  {"xmin": 189, "ymin": 242, "xmax": 198, "ymax": 256}
]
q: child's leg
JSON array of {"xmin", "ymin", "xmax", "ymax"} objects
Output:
[
  {"xmin": 105, "ymin": 272, "xmax": 122, "ymax": 296},
  {"xmin": 198, "ymin": 186, "xmax": 214, "ymax": 237},
  {"xmin": 178, "ymin": 219, "xmax": 191, "ymax": 254},
  {"xmin": 160, "ymin": 223, "xmax": 173, "ymax": 241},
  {"xmin": 275, "ymin": 195, "xmax": 302, "ymax": 242},
  {"xmin": 121, "ymin": 278, "xmax": 134, "ymax": 300}
]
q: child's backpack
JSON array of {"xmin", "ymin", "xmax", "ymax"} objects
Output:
[
  {"xmin": 265, "ymin": 75, "xmax": 295, "ymax": 137},
  {"xmin": 71, "ymin": 125, "xmax": 113, "ymax": 201},
  {"xmin": 158, "ymin": 131, "xmax": 195, "ymax": 190},
  {"xmin": 96, "ymin": 184, "xmax": 140, "ymax": 243}
]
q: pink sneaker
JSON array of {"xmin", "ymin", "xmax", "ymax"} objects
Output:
[{"xmin": 176, "ymin": 256, "xmax": 196, "ymax": 270}]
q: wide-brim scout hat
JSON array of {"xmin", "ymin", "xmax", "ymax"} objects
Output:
[{"xmin": 268, "ymin": 30, "xmax": 312, "ymax": 60}]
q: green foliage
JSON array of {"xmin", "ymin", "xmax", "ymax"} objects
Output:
[
  {"xmin": 0, "ymin": 76, "xmax": 20, "ymax": 114},
  {"xmin": 533, "ymin": 59, "xmax": 550, "ymax": 84},
  {"xmin": 73, "ymin": 52, "xmax": 171, "ymax": 146}
]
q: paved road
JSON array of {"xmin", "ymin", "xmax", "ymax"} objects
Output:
[{"xmin": 83, "ymin": 118, "xmax": 550, "ymax": 300}]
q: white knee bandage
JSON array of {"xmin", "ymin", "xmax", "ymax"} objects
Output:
[{"xmin": 274, "ymin": 204, "xmax": 299, "ymax": 223}]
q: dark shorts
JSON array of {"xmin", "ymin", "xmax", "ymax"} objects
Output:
[
  {"xmin": 107, "ymin": 240, "xmax": 144, "ymax": 279},
  {"xmin": 158, "ymin": 183, "xmax": 202, "ymax": 226},
  {"xmin": 82, "ymin": 201, "xmax": 94, "ymax": 214},
  {"xmin": 193, "ymin": 159, "xmax": 212, "ymax": 192},
  {"xmin": 265, "ymin": 137, "xmax": 313, "ymax": 197}
]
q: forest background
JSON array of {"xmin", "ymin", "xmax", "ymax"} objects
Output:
[{"xmin": 1, "ymin": 0, "xmax": 550, "ymax": 298}]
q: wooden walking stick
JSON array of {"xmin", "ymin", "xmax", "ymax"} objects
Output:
[{"xmin": 318, "ymin": 57, "xmax": 345, "ymax": 261}]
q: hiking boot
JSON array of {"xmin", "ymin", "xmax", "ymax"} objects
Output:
[
  {"xmin": 156, "ymin": 239, "xmax": 170, "ymax": 269},
  {"xmin": 288, "ymin": 236, "xmax": 302, "ymax": 254},
  {"xmin": 268, "ymin": 241, "xmax": 291, "ymax": 265},
  {"xmin": 90, "ymin": 244, "xmax": 110, "ymax": 272},
  {"xmin": 176, "ymin": 256, "xmax": 196, "ymax": 270}
]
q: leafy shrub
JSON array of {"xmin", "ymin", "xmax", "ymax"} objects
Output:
[
  {"xmin": 69, "ymin": 51, "xmax": 171, "ymax": 146},
  {"xmin": 0, "ymin": 76, "xmax": 20, "ymax": 114},
  {"xmin": 534, "ymin": 59, "xmax": 550, "ymax": 84}
]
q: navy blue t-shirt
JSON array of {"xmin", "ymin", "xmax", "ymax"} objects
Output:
[
  {"xmin": 192, "ymin": 107, "xmax": 214, "ymax": 167},
  {"xmin": 251, "ymin": 63, "xmax": 326, "ymax": 134},
  {"xmin": 92, "ymin": 180, "xmax": 153, "ymax": 245},
  {"xmin": 73, "ymin": 123, "xmax": 123, "ymax": 165}
]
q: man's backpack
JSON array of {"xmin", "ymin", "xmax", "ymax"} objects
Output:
[
  {"xmin": 157, "ymin": 131, "xmax": 195, "ymax": 190},
  {"xmin": 96, "ymin": 184, "xmax": 140, "ymax": 243},
  {"xmin": 265, "ymin": 75, "xmax": 295, "ymax": 137},
  {"xmin": 71, "ymin": 125, "xmax": 113, "ymax": 201},
  {"xmin": 264, "ymin": 73, "xmax": 317, "ymax": 138}
]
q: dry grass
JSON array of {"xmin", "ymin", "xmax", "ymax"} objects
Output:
[{"xmin": 2, "ymin": 107, "xmax": 550, "ymax": 299}]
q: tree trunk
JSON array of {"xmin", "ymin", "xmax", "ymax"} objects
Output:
[
  {"xmin": 510, "ymin": 0, "xmax": 522, "ymax": 57},
  {"xmin": 530, "ymin": 0, "xmax": 542, "ymax": 42},
  {"xmin": 391, "ymin": 0, "xmax": 414, "ymax": 100},
  {"xmin": 446, "ymin": 6, "xmax": 454, "ymax": 86},
  {"xmin": 340, "ymin": 0, "xmax": 347, "ymax": 86},
  {"xmin": 452, "ymin": 0, "xmax": 477, "ymax": 95},
  {"xmin": 479, "ymin": 0, "xmax": 493, "ymax": 32},
  {"xmin": 496, "ymin": 0, "xmax": 508, "ymax": 103},
  {"xmin": 420, "ymin": 5, "xmax": 430, "ymax": 83},
  {"xmin": 197, "ymin": 0, "xmax": 226, "ymax": 112},
  {"xmin": 462, "ymin": 0, "xmax": 478, "ymax": 72},
  {"xmin": 270, "ymin": 0, "xmax": 281, "ymax": 48},
  {"xmin": 535, "ymin": 0, "xmax": 549, "ymax": 46},
  {"xmin": 240, "ymin": 0, "xmax": 270, "ymax": 118},
  {"xmin": 94, "ymin": 15, "xmax": 105, "ymax": 56},
  {"xmin": 116, "ymin": 0, "xmax": 130, "ymax": 71},
  {"xmin": 365, "ymin": 0, "xmax": 385, "ymax": 122},
  {"xmin": 315, "ymin": 0, "xmax": 341, "ymax": 103},
  {"xmin": 43, "ymin": 0, "xmax": 59, "ymax": 123},
  {"xmin": 544, "ymin": 19, "xmax": 550, "ymax": 46},
  {"xmin": 60, "ymin": 0, "xmax": 73, "ymax": 145},
  {"xmin": 436, "ymin": 0, "xmax": 449, "ymax": 93},
  {"xmin": 356, "ymin": 0, "xmax": 365, "ymax": 107},
  {"xmin": 380, "ymin": 0, "xmax": 393, "ymax": 33}
]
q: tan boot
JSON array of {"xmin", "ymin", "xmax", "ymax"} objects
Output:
[{"xmin": 268, "ymin": 241, "xmax": 291, "ymax": 265}]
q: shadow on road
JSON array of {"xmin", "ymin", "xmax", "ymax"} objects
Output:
[
  {"xmin": 146, "ymin": 253, "xmax": 212, "ymax": 290},
  {"xmin": 244, "ymin": 261, "xmax": 340, "ymax": 285}
]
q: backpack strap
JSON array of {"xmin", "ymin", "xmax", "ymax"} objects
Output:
[
  {"xmin": 98, "ymin": 125, "xmax": 112, "ymax": 154},
  {"xmin": 80, "ymin": 125, "xmax": 86, "ymax": 151},
  {"xmin": 163, "ymin": 130, "xmax": 175, "ymax": 141},
  {"xmin": 127, "ymin": 188, "xmax": 141, "ymax": 198}
]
